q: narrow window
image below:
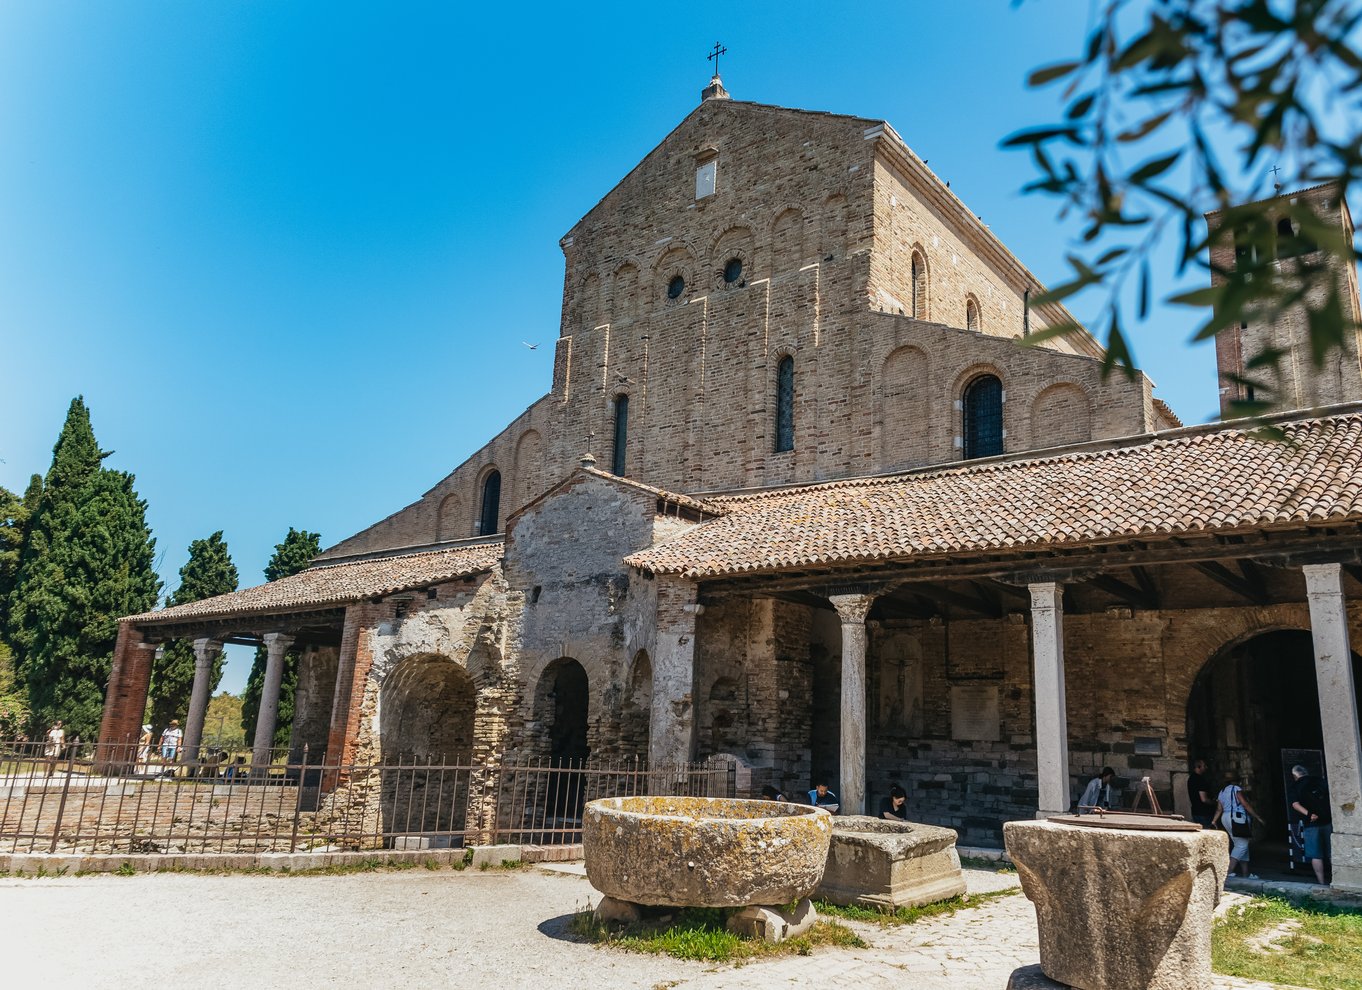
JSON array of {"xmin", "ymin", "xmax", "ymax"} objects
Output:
[
  {"xmin": 911, "ymin": 252, "xmax": 927, "ymax": 319},
  {"xmin": 965, "ymin": 298, "xmax": 980, "ymax": 331},
  {"xmin": 478, "ymin": 470, "xmax": 501, "ymax": 535},
  {"xmin": 963, "ymin": 375, "xmax": 1003, "ymax": 459},
  {"xmin": 775, "ymin": 356, "xmax": 795, "ymax": 453},
  {"xmin": 667, "ymin": 275, "xmax": 685, "ymax": 300},
  {"xmin": 611, "ymin": 394, "xmax": 629, "ymax": 476},
  {"xmin": 696, "ymin": 158, "xmax": 717, "ymax": 199}
]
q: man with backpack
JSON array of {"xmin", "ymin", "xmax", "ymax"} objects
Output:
[{"xmin": 1290, "ymin": 765, "xmax": 1332, "ymax": 885}]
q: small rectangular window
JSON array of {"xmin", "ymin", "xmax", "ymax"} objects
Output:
[{"xmin": 696, "ymin": 159, "xmax": 717, "ymax": 199}]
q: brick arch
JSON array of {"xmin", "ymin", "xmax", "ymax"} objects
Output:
[
  {"xmin": 475, "ymin": 464, "xmax": 502, "ymax": 536},
  {"xmin": 964, "ymin": 293, "xmax": 982, "ymax": 331},
  {"xmin": 653, "ymin": 243, "xmax": 697, "ymax": 307},
  {"xmin": 578, "ymin": 272, "xmax": 601, "ymax": 328},
  {"xmin": 514, "ymin": 429, "xmax": 544, "ymax": 505},
  {"xmin": 619, "ymin": 649, "xmax": 652, "ymax": 759},
  {"xmin": 436, "ymin": 493, "xmax": 463, "ymax": 542},
  {"xmin": 770, "ymin": 206, "xmax": 806, "ymax": 274},
  {"xmin": 878, "ymin": 345, "xmax": 931, "ymax": 468},
  {"xmin": 1030, "ymin": 383, "xmax": 1092, "ymax": 449},
  {"xmin": 711, "ymin": 225, "xmax": 755, "ymax": 288},
  {"xmin": 612, "ymin": 261, "xmax": 641, "ymax": 322},
  {"xmin": 530, "ymin": 656, "xmax": 593, "ymax": 764},
  {"xmin": 908, "ymin": 244, "xmax": 930, "ymax": 320},
  {"xmin": 820, "ymin": 193, "xmax": 850, "ymax": 259}
]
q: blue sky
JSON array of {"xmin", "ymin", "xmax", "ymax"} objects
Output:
[{"xmin": 0, "ymin": 2, "xmax": 1289, "ymax": 692}]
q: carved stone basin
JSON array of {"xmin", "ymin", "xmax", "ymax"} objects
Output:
[
  {"xmin": 583, "ymin": 796, "xmax": 833, "ymax": 908},
  {"xmin": 816, "ymin": 815, "xmax": 966, "ymax": 909}
]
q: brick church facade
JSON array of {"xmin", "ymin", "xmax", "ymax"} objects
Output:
[{"xmin": 98, "ymin": 76, "xmax": 1362, "ymax": 890}]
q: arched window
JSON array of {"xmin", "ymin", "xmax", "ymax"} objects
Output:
[
  {"xmin": 965, "ymin": 298, "xmax": 980, "ymax": 331},
  {"xmin": 911, "ymin": 252, "xmax": 928, "ymax": 319},
  {"xmin": 611, "ymin": 394, "xmax": 629, "ymax": 476},
  {"xmin": 775, "ymin": 356, "xmax": 795, "ymax": 453},
  {"xmin": 478, "ymin": 470, "xmax": 501, "ymax": 535},
  {"xmin": 962, "ymin": 375, "xmax": 1003, "ymax": 459}
]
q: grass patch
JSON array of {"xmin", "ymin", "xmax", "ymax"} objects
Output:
[
  {"xmin": 814, "ymin": 887, "xmax": 1017, "ymax": 926},
  {"xmin": 1213, "ymin": 896, "xmax": 1362, "ymax": 990},
  {"xmin": 958, "ymin": 854, "xmax": 1015, "ymax": 874},
  {"xmin": 570, "ymin": 906, "xmax": 867, "ymax": 962}
]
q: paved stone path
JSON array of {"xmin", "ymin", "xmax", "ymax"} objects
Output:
[{"xmin": 0, "ymin": 865, "xmax": 1293, "ymax": 989}]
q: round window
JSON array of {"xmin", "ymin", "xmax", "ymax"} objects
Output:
[
  {"xmin": 667, "ymin": 275, "xmax": 685, "ymax": 299},
  {"xmin": 723, "ymin": 258, "xmax": 743, "ymax": 284}
]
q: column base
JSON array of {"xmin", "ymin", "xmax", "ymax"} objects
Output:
[
  {"xmin": 1330, "ymin": 831, "xmax": 1362, "ymax": 893},
  {"xmin": 1006, "ymin": 965, "xmax": 1068, "ymax": 989}
]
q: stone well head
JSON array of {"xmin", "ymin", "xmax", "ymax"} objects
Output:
[{"xmin": 583, "ymin": 796, "xmax": 833, "ymax": 908}]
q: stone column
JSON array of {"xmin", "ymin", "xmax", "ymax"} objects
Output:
[
  {"xmin": 252, "ymin": 632, "xmax": 296, "ymax": 768},
  {"xmin": 95, "ymin": 623, "xmax": 157, "ymax": 772},
  {"xmin": 650, "ymin": 576, "xmax": 700, "ymax": 768},
  {"xmin": 1303, "ymin": 563, "xmax": 1362, "ymax": 891},
  {"xmin": 829, "ymin": 593, "xmax": 875, "ymax": 817},
  {"xmin": 1029, "ymin": 582, "xmax": 1070, "ymax": 818},
  {"xmin": 181, "ymin": 638, "xmax": 221, "ymax": 763}
]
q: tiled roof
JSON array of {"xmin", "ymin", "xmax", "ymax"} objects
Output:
[
  {"xmin": 579, "ymin": 468, "xmax": 727, "ymax": 516},
  {"xmin": 126, "ymin": 542, "xmax": 503, "ymax": 625},
  {"xmin": 626, "ymin": 411, "xmax": 1362, "ymax": 579}
]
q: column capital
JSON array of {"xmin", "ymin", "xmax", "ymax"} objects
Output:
[
  {"xmin": 1028, "ymin": 581, "xmax": 1063, "ymax": 610},
  {"xmin": 262, "ymin": 631, "xmax": 296, "ymax": 654},
  {"xmin": 1303, "ymin": 561, "xmax": 1343, "ymax": 595},
  {"xmin": 828, "ymin": 592, "xmax": 875, "ymax": 625},
  {"xmin": 191, "ymin": 638, "xmax": 223, "ymax": 667}
]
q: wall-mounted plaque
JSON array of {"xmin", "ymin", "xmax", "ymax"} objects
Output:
[{"xmin": 950, "ymin": 684, "xmax": 1000, "ymax": 742}]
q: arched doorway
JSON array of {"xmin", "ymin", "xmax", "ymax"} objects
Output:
[
  {"xmin": 379, "ymin": 655, "xmax": 476, "ymax": 841},
  {"xmin": 536, "ymin": 657, "xmax": 590, "ymax": 766},
  {"xmin": 1187, "ymin": 630, "xmax": 1362, "ymax": 840},
  {"xmin": 620, "ymin": 650, "xmax": 652, "ymax": 760}
]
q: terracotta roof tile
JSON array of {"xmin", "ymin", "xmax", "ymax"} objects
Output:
[
  {"xmin": 126, "ymin": 542, "xmax": 502, "ymax": 625},
  {"xmin": 626, "ymin": 412, "xmax": 1362, "ymax": 579}
]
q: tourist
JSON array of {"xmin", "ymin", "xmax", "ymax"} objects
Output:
[
  {"xmin": 1187, "ymin": 758, "xmax": 1217, "ymax": 829},
  {"xmin": 879, "ymin": 783, "xmax": 909, "ymax": 820},
  {"xmin": 137, "ymin": 724, "xmax": 154, "ymax": 768},
  {"xmin": 760, "ymin": 784, "xmax": 788, "ymax": 801},
  {"xmin": 44, "ymin": 720, "xmax": 65, "ymax": 777},
  {"xmin": 1289, "ymin": 765, "xmax": 1331, "ymax": 885},
  {"xmin": 807, "ymin": 782, "xmax": 840, "ymax": 812},
  {"xmin": 1077, "ymin": 767, "xmax": 1116, "ymax": 813},
  {"xmin": 159, "ymin": 720, "xmax": 183, "ymax": 765},
  {"xmin": 1213, "ymin": 771, "xmax": 1258, "ymax": 879}
]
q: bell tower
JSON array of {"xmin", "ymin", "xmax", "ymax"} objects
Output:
[{"xmin": 1207, "ymin": 183, "xmax": 1362, "ymax": 416}]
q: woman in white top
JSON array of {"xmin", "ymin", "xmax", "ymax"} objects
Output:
[{"xmin": 1213, "ymin": 772, "xmax": 1259, "ymax": 879}]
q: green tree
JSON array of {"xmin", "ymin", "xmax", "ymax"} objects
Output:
[
  {"xmin": 0, "ymin": 642, "xmax": 30, "ymax": 737},
  {"xmin": 1008, "ymin": 0, "xmax": 1362, "ymax": 412},
  {"xmin": 6, "ymin": 399, "xmax": 160, "ymax": 738},
  {"xmin": 203, "ymin": 691, "xmax": 245, "ymax": 752},
  {"xmin": 147, "ymin": 532, "xmax": 239, "ymax": 733},
  {"xmin": 0, "ymin": 476, "xmax": 41, "ymax": 644},
  {"xmin": 241, "ymin": 528, "xmax": 321, "ymax": 747},
  {"xmin": 15, "ymin": 469, "xmax": 161, "ymax": 738}
]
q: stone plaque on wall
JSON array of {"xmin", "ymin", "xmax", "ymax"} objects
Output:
[{"xmin": 950, "ymin": 684, "xmax": 1000, "ymax": 742}]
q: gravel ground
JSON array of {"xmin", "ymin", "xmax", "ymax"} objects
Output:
[{"xmin": 0, "ymin": 865, "xmax": 1281, "ymax": 990}]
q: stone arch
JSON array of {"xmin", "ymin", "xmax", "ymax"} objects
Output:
[
  {"xmin": 965, "ymin": 294, "xmax": 982, "ymax": 331},
  {"xmin": 513, "ymin": 430, "xmax": 543, "ymax": 505},
  {"xmin": 952, "ymin": 363, "xmax": 1007, "ymax": 460},
  {"xmin": 820, "ymin": 193, "xmax": 849, "ymax": 260},
  {"xmin": 532, "ymin": 657, "xmax": 591, "ymax": 765},
  {"xmin": 1031, "ymin": 383, "xmax": 1092, "ymax": 448},
  {"xmin": 770, "ymin": 207, "xmax": 806, "ymax": 274},
  {"xmin": 476, "ymin": 465, "xmax": 502, "ymax": 536},
  {"xmin": 612, "ymin": 262, "xmax": 640, "ymax": 322},
  {"xmin": 910, "ymin": 247, "xmax": 930, "ymax": 319},
  {"xmin": 1185, "ymin": 627, "xmax": 1361, "ymax": 839},
  {"xmin": 711, "ymin": 226, "xmax": 755, "ymax": 289},
  {"xmin": 378, "ymin": 654, "xmax": 476, "ymax": 839},
  {"xmin": 704, "ymin": 675, "xmax": 746, "ymax": 757},
  {"xmin": 578, "ymin": 272, "xmax": 601, "ymax": 328},
  {"xmin": 436, "ymin": 493, "xmax": 463, "ymax": 542},
  {"xmin": 879, "ymin": 345, "xmax": 931, "ymax": 468},
  {"xmin": 619, "ymin": 649, "xmax": 652, "ymax": 759},
  {"xmin": 654, "ymin": 244, "xmax": 697, "ymax": 306}
]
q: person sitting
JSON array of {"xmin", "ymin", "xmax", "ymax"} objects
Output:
[
  {"xmin": 1078, "ymin": 767, "xmax": 1117, "ymax": 813},
  {"xmin": 807, "ymin": 782, "xmax": 840, "ymax": 813},
  {"xmin": 879, "ymin": 783, "xmax": 909, "ymax": 820},
  {"xmin": 760, "ymin": 784, "xmax": 788, "ymax": 802}
]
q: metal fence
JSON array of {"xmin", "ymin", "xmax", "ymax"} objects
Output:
[{"xmin": 0, "ymin": 739, "xmax": 735, "ymax": 855}]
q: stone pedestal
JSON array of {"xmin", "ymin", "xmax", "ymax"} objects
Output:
[
  {"xmin": 815, "ymin": 816, "xmax": 966, "ymax": 909},
  {"xmin": 1005, "ymin": 819, "xmax": 1228, "ymax": 990}
]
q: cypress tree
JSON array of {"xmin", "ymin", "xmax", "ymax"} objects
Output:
[
  {"xmin": 241, "ymin": 527, "xmax": 321, "ymax": 747},
  {"xmin": 16, "ymin": 468, "xmax": 160, "ymax": 737},
  {"xmin": 6, "ymin": 398, "xmax": 160, "ymax": 738},
  {"xmin": 148, "ymin": 532, "xmax": 239, "ymax": 734},
  {"xmin": 0, "ymin": 475, "xmax": 41, "ymax": 644}
]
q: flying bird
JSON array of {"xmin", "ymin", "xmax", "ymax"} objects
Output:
[{"xmin": 522, "ymin": 341, "xmax": 539, "ymax": 350}]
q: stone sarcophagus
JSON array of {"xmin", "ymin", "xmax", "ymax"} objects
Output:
[
  {"xmin": 1004, "ymin": 817, "xmax": 1228, "ymax": 990},
  {"xmin": 814, "ymin": 816, "xmax": 966, "ymax": 909}
]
